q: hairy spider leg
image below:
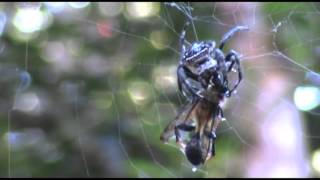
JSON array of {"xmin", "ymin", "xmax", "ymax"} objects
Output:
[
  {"xmin": 177, "ymin": 21, "xmax": 205, "ymax": 99},
  {"xmin": 214, "ymin": 48, "xmax": 227, "ymax": 70},
  {"xmin": 225, "ymin": 50, "xmax": 243, "ymax": 95},
  {"xmin": 177, "ymin": 65, "xmax": 204, "ymax": 99},
  {"xmin": 219, "ymin": 26, "xmax": 249, "ymax": 50},
  {"xmin": 179, "ymin": 21, "xmax": 190, "ymax": 63},
  {"xmin": 212, "ymin": 48, "xmax": 231, "ymax": 96}
]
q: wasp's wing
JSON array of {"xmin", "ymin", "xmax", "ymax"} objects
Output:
[{"xmin": 160, "ymin": 99, "xmax": 199, "ymax": 143}]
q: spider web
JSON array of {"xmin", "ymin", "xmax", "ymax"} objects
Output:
[{"xmin": 1, "ymin": 2, "xmax": 320, "ymax": 178}]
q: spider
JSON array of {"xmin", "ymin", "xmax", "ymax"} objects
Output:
[
  {"xmin": 161, "ymin": 22, "xmax": 248, "ymax": 167},
  {"xmin": 177, "ymin": 22, "xmax": 248, "ymax": 101}
]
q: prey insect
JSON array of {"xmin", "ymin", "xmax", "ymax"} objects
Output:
[
  {"xmin": 160, "ymin": 93, "xmax": 224, "ymax": 166},
  {"xmin": 161, "ymin": 22, "xmax": 248, "ymax": 167}
]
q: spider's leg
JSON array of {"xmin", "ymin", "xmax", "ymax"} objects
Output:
[
  {"xmin": 177, "ymin": 65, "xmax": 203, "ymax": 99},
  {"xmin": 177, "ymin": 22, "xmax": 190, "ymax": 95},
  {"xmin": 180, "ymin": 22, "xmax": 190, "ymax": 61},
  {"xmin": 219, "ymin": 26, "xmax": 249, "ymax": 50},
  {"xmin": 225, "ymin": 50, "xmax": 242, "ymax": 95},
  {"xmin": 214, "ymin": 48, "xmax": 226, "ymax": 69},
  {"xmin": 205, "ymin": 49, "xmax": 229, "ymax": 97},
  {"xmin": 225, "ymin": 50, "xmax": 238, "ymax": 71}
]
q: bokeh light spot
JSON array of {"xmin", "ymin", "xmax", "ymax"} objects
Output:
[
  {"xmin": 98, "ymin": 2, "xmax": 123, "ymax": 17},
  {"xmin": 13, "ymin": 92, "xmax": 40, "ymax": 112},
  {"xmin": 13, "ymin": 8, "xmax": 45, "ymax": 33},
  {"xmin": 294, "ymin": 86, "xmax": 320, "ymax": 111},
  {"xmin": 312, "ymin": 149, "xmax": 320, "ymax": 174},
  {"xmin": 68, "ymin": 2, "xmax": 90, "ymax": 9},
  {"xmin": 152, "ymin": 65, "xmax": 177, "ymax": 92},
  {"xmin": 150, "ymin": 30, "xmax": 170, "ymax": 50},
  {"xmin": 126, "ymin": 2, "xmax": 160, "ymax": 19},
  {"xmin": 128, "ymin": 81, "xmax": 151, "ymax": 105}
]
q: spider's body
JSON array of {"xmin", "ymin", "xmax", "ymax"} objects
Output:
[
  {"xmin": 161, "ymin": 22, "xmax": 248, "ymax": 167},
  {"xmin": 179, "ymin": 41, "xmax": 227, "ymax": 102},
  {"xmin": 178, "ymin": 24, "xmax": 249, "ymax": 102}
]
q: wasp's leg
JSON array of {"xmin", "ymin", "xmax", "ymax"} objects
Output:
[
  {"xmin": 212, "ymin": 106, "xmax": 223, "ymax": 132},
  {"xmin": 206, "ymin": 106, "xmax": 224, "ymax": 157},
  {"xmin": 218, "ymin": 105, "xmax": 225, "ymax": 121},
  {"xmin": 211, "ymin": 139, "xmax": 216, "ymax": 157},
  {"xmin": 208, "ymin": 132, "xmax": 216, "ymax": 156},
  {"xmin": 177, "ymin": 124, "xmax": 196, "ymax": 131},
  {"xmin": 175, "ymin": 122, "xmax": 197, "ymax": 151},
  {"xmin": 225, "ymin": 50, "xmax": 242, "ymax": 96},
  {"xmin": 219, "ymin": 26, "xmax": 249, "ymax": 50},
  {"xmin": 203, "ymin": 130, "xmax": 216, "ymax": 159},
  {"xmin": 174, "ymin": 126, "xmax": 181, "ymax": 142}
]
